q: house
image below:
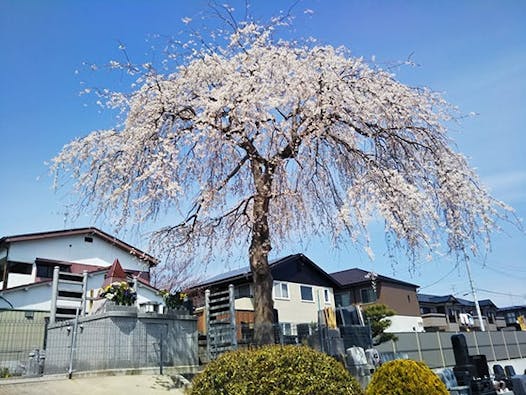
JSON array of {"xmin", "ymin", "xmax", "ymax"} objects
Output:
[
  {"xmin": 330, "ymin": 268, "xmax": 424, "ymax": 333},
  {"xmin": 417, "ymin": 293, "xmax": 506, "ymax": 332},
  {"xmin": 188, "ymin": 254, "xmax": 340, "ymax": 337},
  {"xmin": 498, "ymin": 305, "xmax": 526, "ymax": 330},
  {"xmin": 0, "ymin": 228, "xmax": 163, "ymax": 314}
]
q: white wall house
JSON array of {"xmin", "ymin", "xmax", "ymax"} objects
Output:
[
  {"xmin": 0, "ymin": 228, "xmax": 157, "ymax": 290},
  {"xmin": 0, "ymin": 228, "xmax": 162, "ymax": 313},
  {"xmin": 272, "ymin": 280, "xmax": 334, "ymax": 333}
]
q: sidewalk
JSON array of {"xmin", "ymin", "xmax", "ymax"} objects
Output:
[{"xmin": 0, "ymin": 374, "xmax": 187, "ymax": 395}]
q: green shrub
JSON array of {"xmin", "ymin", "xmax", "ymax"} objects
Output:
[
  {"xmin": 188, "ymin": 345, "xmax": 364, "ymax": 395},
  {"xmin": 365, "ymin": 359, "xmax": 448, "ymax": 395},
  {"xmin": 0, "ymin": 367, "xmax": 10, "ymax": 378}
]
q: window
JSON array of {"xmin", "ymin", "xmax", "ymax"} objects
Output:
[
  {"xmin": 36, "ymin": 265, "xmax": 54, "ymax": 279},
  {"xmin": 360, "ymin": 288, "xmax": 376, "ymax": 303},
  {"xmin": 8, "ymin": 262, "xmax": 32, "ymax": 274},
  {"xmin": 300, "ymin": 285, "xmax": 314, "ymax": 302},
  {"xmin": 281, "ymin": 322, "xmax": 293, "ymax": 336},
  {"xmin": 506, "ymin": 312, "xmax": 516, "ymax": 324},
  {"xmin": 448, "ymin": 309, "xmax": 457, "ymax": 323},
  {"xmin": 235, "ymin": 284, "xmax": 252, "ymax": 298},
  {"xmin": 335, "ymin": 292, "xmax": 351, "ymax": 307},
  {"xmin": 324, "ymin": 289, "xmax": 330, "ymax": 304},
  {"xmin": 273, "ymin": 281, "xmax": 289, "ymax": 299},
  {"xmin": 36, "ymin": 264, "xmax": 70, "ymax": 278}
]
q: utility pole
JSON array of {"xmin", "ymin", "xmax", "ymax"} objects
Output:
[{"xmin": 465, "ymin": 258, "xmax": 485, "ymax": 331}]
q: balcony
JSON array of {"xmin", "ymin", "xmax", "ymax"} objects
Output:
[
  {"xmin": 422, "ymin": 313, "xmax": 462, "ymax": 332},
  {"xmin": 421, "ymin": 313, "xmax": 448, "ymax": 331},
  {"xmin": 496, "ymin": 317, "xmax": 507, "ymax": 330}
]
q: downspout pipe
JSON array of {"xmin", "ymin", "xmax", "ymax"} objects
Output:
[{"xmin": 1, "ymin": 242, "xmax": 9, "ymax": 291}]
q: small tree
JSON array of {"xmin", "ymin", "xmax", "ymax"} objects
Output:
[
  {"xmin": 363, "ymin": 304, "xmax": 397, "ymax": 345},
  {"xmin": 51, "ymin": 12, "xmax": 512, "ymax": 344}
]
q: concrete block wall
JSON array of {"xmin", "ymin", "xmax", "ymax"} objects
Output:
[{"xmin": 375, "ymin": 330, "xmax": 526, "ymax": 369}]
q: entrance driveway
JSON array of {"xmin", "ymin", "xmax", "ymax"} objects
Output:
[{"xmin": 0, "ymin": 374, "xmax": 187, "ymax": 395}]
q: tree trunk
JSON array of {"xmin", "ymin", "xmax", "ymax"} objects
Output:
[{"xmin": 250, "ymin": 160, "xmax": 275, "ymax": 345}]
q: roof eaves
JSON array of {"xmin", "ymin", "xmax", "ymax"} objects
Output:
[{"xmin": 0, "ymin": 280, "xmax": 53, "ymax": 293}]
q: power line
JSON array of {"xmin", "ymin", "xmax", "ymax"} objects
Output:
[
  {"xmin": 474, "ymin": 261, "xmax": 526, "ymax": 281},
  {"xmin": 476, "ymin": 288, "xmax": 526, "ymax": 299},
  {"xmin": 419, "ymin": 264, "xmax": 459, "ymax": 289}
]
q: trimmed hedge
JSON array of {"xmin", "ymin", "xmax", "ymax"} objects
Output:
[
  {"xmin": 188, "ymin": 345, "xmax": 364, "ymax": 395},
  {"xmin": 365, "ymin": 359, "xmax": 448, "ymax": 395}
]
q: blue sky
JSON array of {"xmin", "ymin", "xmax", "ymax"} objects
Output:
[{"xmin": 1, "ymin": 0, "xmax": 525, "ymax": 307}]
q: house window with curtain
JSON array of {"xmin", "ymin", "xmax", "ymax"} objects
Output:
[{"xmin": 273, "ymin": 281, "xmax": 289, "ymax": 299}]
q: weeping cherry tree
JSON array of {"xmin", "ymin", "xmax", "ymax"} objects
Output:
[{"xmin": 52, "ymin": 20, "xmax": 511, "ymax": 344}]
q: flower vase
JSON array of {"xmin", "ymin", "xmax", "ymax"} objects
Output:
[{"xmin": 104, "ymin": 300, "xmax": 137, "ymax": 312}]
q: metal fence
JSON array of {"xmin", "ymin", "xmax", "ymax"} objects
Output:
[
  {"xmin": 0, "ymin": 308, "xmax": 199, "ymax": 378},
  {"xmin": 225, "ymin": 322, "xmax": 371, "ymax": 354},
  {"xmin": 0, "ymin": 310, "xmax": 48, "ymax": 377},
  {"xmin": 44, "ymin": 309, "xmax": 199, "ymax": 376},
  {"xmin": 375, "ymin": 330, "xmax": 526, "ymax": 368}
]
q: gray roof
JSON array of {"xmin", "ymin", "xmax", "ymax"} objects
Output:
[
  {"xmin": 417, "ymin": 293, "xmax": 457, "ymax": 304},
  {"xmin": 330, "ymin": 267, "xmax": 419, "ymax": 289},
  {"xmin": 193, "ymin": 254, "xmax": 341, "ymax": 289},
  {"xmin": 201, "ymin": 266, "xmax": 251, "ymax": 284},
  {"xmin": 418, "ymin": 293, "xmax": 497, "ymax": 309},
  {"xmin": 195, "ymin": 256, "xmax": 287, "ymax": 288},
  {"xmin": 498, "ymin": 305, "xmax": 526, "ymax": 312}
]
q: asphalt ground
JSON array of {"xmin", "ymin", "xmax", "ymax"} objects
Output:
[{"xmin": 0, "ymin": 374, "xmax": 187, "ymax": 395}]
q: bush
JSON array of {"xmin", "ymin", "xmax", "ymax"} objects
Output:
[
  {"xmin": 188, "ymin": 345, "xmax": 364, "ymax": 395},
  {"xmin": 365, "ymin": 359, "xmax": 448, "ymax": 395}
]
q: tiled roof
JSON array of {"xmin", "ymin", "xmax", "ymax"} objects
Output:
[
  {"xmin": 418, "ymin": 293, "xmax": 498, "ymax": 309},
  {"xmin": 417, "ymin": 293, "xmax": 457, "ymax": 304},
  {"xmin": 103, "ymin": 259, "xmax": 127, "ymax": 287},
  {"xmin": 498, "ymin": 305, "xmax": 526, "ymax": 312},
  {"xmin": 192, "ymin": 253, "xmax": 340, "ymax": 289}
]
